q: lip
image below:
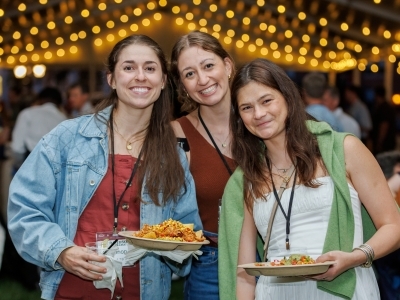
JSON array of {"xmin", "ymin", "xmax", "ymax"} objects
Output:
[
  {"xmin": 198, "ymin": 83, "xmax": 217, "ymax": 96},
  {"xmin": 130, "ymin": 86, "xmax": 151, "ymax": 94},
  {"xmin": 256, "ymin": 120, "xmax": 271, "ymax": 128}
]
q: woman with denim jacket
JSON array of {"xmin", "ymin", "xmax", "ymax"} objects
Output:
[
  {"xmin": 8, "ymin": 34, "xmax": 202, "ymax": 300},
  {"xmin": 170, "ymin": 31, "xmax": 236, "ymax": 299}
]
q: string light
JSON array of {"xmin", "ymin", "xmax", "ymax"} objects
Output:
[{"xmin": 0, "ymin": 2, "xmax": 396, "ymax": 76}]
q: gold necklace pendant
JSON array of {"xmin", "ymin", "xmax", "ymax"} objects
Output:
[
  {"xmin": 126, "ymin": 143, "xmax": 132, "ymax": 150},
  {"xmin": 222, "ymin": 143, "xmax": 227, "ymax": 148}
]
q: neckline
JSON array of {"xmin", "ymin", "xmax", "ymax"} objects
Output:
[
  {"xmin": 181, "ymin": 116, "xmax": 234, "ymax": 162},
  {"xmin": 269, "ymin": 175, "xmax": 356, "ymax": 193}
]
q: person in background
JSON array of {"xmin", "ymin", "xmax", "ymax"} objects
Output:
[
  {"xmin": 170, "ymin": 30, "xmax": 237, "ymax": 299},
  {"xmin": 371, "ymin": 86, "xmax": 397, "ymax": 155},
  {"xmin": 323, "ymin": 86, "xmax": 361, "ymax": 139},
  {"xmin": 376, "ymin": 150, "xmax": 400, "ymax": 205},
  {"xmin": 8, "ymin": 34, "xmax": 201, "ymax": 300},
  {"xmin": 67, "ymin": 82, "xmax": 94, "ymax": 118},
  {"xmin": 344, "ymin": 84, "xmax": 372, "ymax": 144},
  {"xmin": 374, "ymin": 150, "xmax": 400, "ymax": 300},
  {"xmin": 218, "ymin": 58, "xmax": 400, "ymax": 300},
  {"xmin": 5, "ymin": 85, "xmax": 26, "ymax": 129},
  {"xmin": 302, "ymin": 72, "xmax": 343, "ymax": 132},
  {"xmin": 11, "ymin": 87, "xmax": 67, "ymax": 171}
]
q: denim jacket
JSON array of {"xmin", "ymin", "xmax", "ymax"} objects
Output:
[{"xmin": 8, "ymin": 106, "xmax": 202, "ymax": 300}]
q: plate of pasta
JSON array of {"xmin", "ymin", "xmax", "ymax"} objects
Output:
[
  {"xmin": 118, "ymin": 219, "xmax": 209, "ymax": 251},
  {"xmin": 238, "ymin": 255, "xmax": 334, "ymax": 277}
]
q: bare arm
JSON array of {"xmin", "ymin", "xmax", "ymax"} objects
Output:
[
  {"xmin": 345, "ymin": 135, "xmax": 400, "ymax": 257},
  {"xmin": 237, "ymin": 204, "xmax": 257, "ymax": 299},
  {"xmin": 314, "ymin": 136, "xmax": 400, "ymax": 280}
]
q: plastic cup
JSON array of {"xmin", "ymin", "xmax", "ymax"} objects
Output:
[{"xmin": 85, "ymin": 242, "xmax": 118, "ymax": 257}]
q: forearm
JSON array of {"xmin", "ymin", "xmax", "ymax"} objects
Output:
[
  {"xmin": 237, "ymin": 269, "xmax": 255, "ymax": 300},
  {"xmin": 364, "ymin": 224, "xmax": 400, "ymax": 260}
]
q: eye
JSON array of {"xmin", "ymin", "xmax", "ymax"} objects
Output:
[
  {"xmin": 146, "ymin": 66, "xmax": 156, "ymax": 72},
  {"xmin": 123, "ymin": 65, "xmax": 133, "ymax": 71},
  {"xmin": 184, "ymin": 71, "xmax": 194, "ymax": 78},
  {"xmin": 262, "ymin": 98, "xmax": 272, "ymax": 104},
  {"xmin": 240, "ymin": 105, "xmax": 252, "ymax": 111},
  {"xmin": 204, "ymin": 63, "xmax": 214, "ymax": 69}
]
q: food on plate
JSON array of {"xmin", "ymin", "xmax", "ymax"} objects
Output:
[
  {"xmin": 254, "ymin": 263, "xmax": 265, "ymax": 266},
  {"xmin": 134, "ymin": 219, "xmax": 205, "ymax": 242},
  {"xmin": 270, "ymin": 254, "xmax": 316, "ymax": 266}
]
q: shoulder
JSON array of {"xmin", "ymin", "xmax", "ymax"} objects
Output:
[
  {"xmin": 343, "ymin": 135, "xmax": 371, "ymax": 169},
  {"xmin": 171, "ymin": 120, "xmax": 186, "ymax": 138},
  {"xmin": 16, "ymin": 106, "xmax": 35, "ymax": 119},
  {"xmin": 226, "ymin": 167, "xmax": 244, "ymax": 189}
]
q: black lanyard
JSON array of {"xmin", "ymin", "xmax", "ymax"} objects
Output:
[
  {"xmin": 109, "ymin": 113, "xmax": 143, "ymax": 233},
  {"xmin": 197, "ymin": 108, "xmax": 233, "ymax": 176},
  {"xmin": 271, "ymin": 168, "xmax": 297, "ymax": 250}
]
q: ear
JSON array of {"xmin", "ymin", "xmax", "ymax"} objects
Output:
[
  {"xmin": 107, "ymin": 72, "xmax": 115, "ymax": 89},
  {"xmin": 223, "ymin": 57, "xmax": 233, "ymax": 77}
]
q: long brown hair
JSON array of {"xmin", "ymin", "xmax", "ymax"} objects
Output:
[
  {"xmin": 170, "ymin": 30, "xmax": 235, "ymax": 113},
  {"xmin": 230, "ymin": 58, "xmax": 321, "ymax": 210},
  {"xmin": 96, "ymin": 34, "xmax": 186, "ymax": 206}
]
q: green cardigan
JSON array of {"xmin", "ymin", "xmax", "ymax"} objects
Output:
[{"xmin": 218, "ymin": 120, "xmax": 376, "ymax": 300}]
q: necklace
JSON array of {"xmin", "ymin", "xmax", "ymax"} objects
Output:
[
  {"xmin": 267, "ymin": 160, "xmax": 297, "ymax": 250},
  {"xmin": 270, "ymin": 160, "xmax": 293, "ymax": 174},
  {"xmin": 197, "ymin": 108, "xmax": 230, "ymax": 149},
  {"xmin": 113, "ymin": 120, "xmax": 135, "ymax": 151},
  {"xmin": 271, "ymin": 172, "xmax": 292, "ymax": 184},
  {"xmin": 220, "ymin": 135, "xmax": 230, "ymax": 148},
  {"xmin": 271, "ymin": 170, "xmax": 297, "ymax": 250},
  {"xmin": 214, "ymin": 133, "xmax": 230, "ymax": 148},
  {"xmin": 197, "ymin": 108, "xmax": 233, "ymax": 175}
]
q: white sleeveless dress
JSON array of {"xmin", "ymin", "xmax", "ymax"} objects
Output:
[{"xmin": 253, "ymin": 176, "xmax": 380, "ymax": 300}]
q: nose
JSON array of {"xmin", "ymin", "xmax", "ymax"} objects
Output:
[
  {"xmin": 136, "ymin": 68, "xmax": 146, "ymax": 81},
  {"xmin": 253, "ymin": 105, "xmax": 265, "ymax": 119},
  {"xmin": 197, "ymin": 71, "xmax": 209, "ymax": 85}
]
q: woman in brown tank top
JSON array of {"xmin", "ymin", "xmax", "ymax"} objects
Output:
[{"xmin": 170, "ymin": 31, "xmax": 237, "ymax": 300}]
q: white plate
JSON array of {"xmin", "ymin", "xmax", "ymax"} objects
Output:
[
  {"xmin": 238, "ymin": 261, "xmax": 334, "ymax": 277},
  {"xmin": 118, "ymin": 231, "xmax": 210, "ymax": 251}
]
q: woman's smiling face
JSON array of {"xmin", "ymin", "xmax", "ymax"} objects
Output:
[
  {"xmin": 177, "ymin": 46, "xmax": 232, "ymax": 107},
  {"xmin": 237, "ymin": 81, "xmax": 288, "ymax": 142},
  {"xmin": 107, "ymin": 43, "xmax": 166, "ymax": 111}
]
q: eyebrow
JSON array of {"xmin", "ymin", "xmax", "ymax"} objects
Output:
[
  {"xmin": 121, "ymin": 60, "xmax": 158, "ymax": 65},
  {"xmin": 238, "ymin": 93, "xmax": 273, "ymax": 106},
  {"xmin": 180, "ymin": 57, "xmax": 215, "ymax": 73}
]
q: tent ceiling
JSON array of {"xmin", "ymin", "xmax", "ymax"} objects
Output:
[{"xmin": 1, "ymin": 0, "xmax": 400, "ymax": 72}]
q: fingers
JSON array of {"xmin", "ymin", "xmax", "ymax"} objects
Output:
[{"xmin": 57, "ymin": 245, "xmax": 107, "ymax": 280}]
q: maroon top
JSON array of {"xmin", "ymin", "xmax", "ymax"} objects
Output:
[
  {"xmin": 56, "ymin": 155, "xmax": 140, "ymax": 300},
  {"xmin": 177, "ymin": 116, "xmax": 236, "ymax": 233}
]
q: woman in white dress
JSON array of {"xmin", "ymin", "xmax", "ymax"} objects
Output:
[{"xmin": 218, "ymin": 58, "xmax": 400, "ymax": 300}]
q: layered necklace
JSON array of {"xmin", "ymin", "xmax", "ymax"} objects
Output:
[
  {"xmin": 267, "ymin": 159, "xmax": 297, "ymax": 250},
  {"xmin": 271, "ymin": 160, "xmax": 293, "ymax": 175}
]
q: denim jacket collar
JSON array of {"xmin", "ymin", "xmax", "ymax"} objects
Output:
[{"xmin": 79, "ymin": 105, "xmax": 112, "ymax": 139}]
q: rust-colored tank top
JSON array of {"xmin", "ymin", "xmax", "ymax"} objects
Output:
[
  {"xmin": 177, "ymin": 116, "xmax": 237, "ymax": 233},
  {"xmin": 56, "ymin": 155, "xmax": 140, "ymax": 300}
]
